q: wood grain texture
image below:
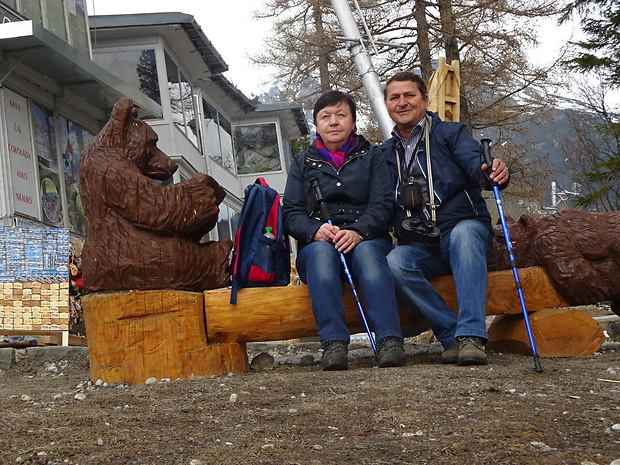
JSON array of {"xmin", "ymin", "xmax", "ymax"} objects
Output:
[
  {"xmin": 487, "ymin": 307, "xmax": 605, "ymax": 357},
  {"xmin": 83, "ymin": 290, "xmax": 248, "ymax": 384},
  {"xmin": 205, "ymin": 267, "xmax": 571, "ymax": 343}
]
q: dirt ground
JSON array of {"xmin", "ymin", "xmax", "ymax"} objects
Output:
[{"xmin": 1, "ymin": 306, "xmax": 619, "ymax": 465}]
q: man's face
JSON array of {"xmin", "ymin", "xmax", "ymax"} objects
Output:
[{"xmin": 385, "ymin": 80, "xmax": 429, "ymax": 136}]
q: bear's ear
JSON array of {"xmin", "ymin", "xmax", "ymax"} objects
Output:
[{"xmin": 106, "ymin": 98, "xmax": 135, "ymax": 146}]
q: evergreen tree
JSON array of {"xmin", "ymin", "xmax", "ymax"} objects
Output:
[{"xmin": 560, "ymin": 0, "xmax": 620, "ymax": 211}]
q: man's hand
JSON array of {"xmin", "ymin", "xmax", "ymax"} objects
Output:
[{"xmin": 482, "ymin": 158, "xmax": 509, "ymax": 186}]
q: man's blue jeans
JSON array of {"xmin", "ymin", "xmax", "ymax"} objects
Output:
[
  {"xmin": 297, "ymin": 238, "xmax": 403, "ymax": 345},
  {"xmin": 387, "ymin": 220, "xmax": 494, "ymax": 350}
]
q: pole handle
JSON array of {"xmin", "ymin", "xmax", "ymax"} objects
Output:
[
  {"xmin": 480, "ymin": 138, "xmax": 498, "ymax": 188},
  {"xmin": 310, "ymin": 178, "xmax": 332, "ymax": 221}
]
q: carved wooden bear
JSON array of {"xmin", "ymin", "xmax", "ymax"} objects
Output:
[
  {"xmin": 79, "ymin": 98, "xmax": 233, "ymax": 293},
  {"xmin": 487, "ymin": 210, "xmax": 620, "ymax": 314}
]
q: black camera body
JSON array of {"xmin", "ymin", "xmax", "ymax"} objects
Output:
[{"xmin": 398, "ymin": 216, "xmax": 440, "ymax": 252}]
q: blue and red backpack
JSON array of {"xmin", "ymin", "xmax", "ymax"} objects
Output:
[{"xmin": 230, "ymin": 178, "xmax": 290, "ymax": 304}]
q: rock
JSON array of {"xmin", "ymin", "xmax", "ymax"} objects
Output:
[
  {"xmin": 607, "ymin": 321, "xmax": 620, "ymax": 342},
  {"xmin": 250, "ymin": 352, "xmax": 274, "ymax": 370},
  {"xmin": 300, "ymin": 354, "xmax": 316, "ymax": 366}
]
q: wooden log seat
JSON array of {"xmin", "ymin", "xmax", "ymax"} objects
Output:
[
  {"xmin": 82, "ymin": 290, "xmax": 248, "ymax": 384},
  {"xmin": 82, "ymin": 266, "xmax": 605, "ymax": 384}
]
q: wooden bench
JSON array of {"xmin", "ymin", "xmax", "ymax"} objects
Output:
[{"xmin": 82, "ymin": 266, "xmax": 606, "ymax": 384}]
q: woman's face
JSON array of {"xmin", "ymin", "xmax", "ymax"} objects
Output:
[{"xmin": 315, "ymin": 100, "xmax": 355, "ymax": 151}]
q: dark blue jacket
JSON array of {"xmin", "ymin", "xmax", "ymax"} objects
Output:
[
  {"xmin": 283, "ymin": 135, "xmax": 393, "ymax": 248},
  {"xmin": 381, "ymin": 111, "xmax": 500, "ymax": 238}
]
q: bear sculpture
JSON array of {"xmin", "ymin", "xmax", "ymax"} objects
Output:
[
  {"xmin": 487, "ymin": 210, "xmax": 620, "ymax": 315},
  {"xmin": 79, "ymin": 98, "xmax": 232, "ymax": 293}
]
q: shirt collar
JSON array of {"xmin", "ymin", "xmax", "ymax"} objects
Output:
[{"xmin": 392, "ymin": 117, "xmax": 427, "ymax": 145}]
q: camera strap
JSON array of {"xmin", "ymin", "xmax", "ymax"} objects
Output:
[{"xmin": 395, "ymin": 115, "xmax": 437, "ymax": 225}]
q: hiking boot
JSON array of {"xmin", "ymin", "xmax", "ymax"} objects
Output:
[
  {"xmin": 440, "ymin": 343, "xmax": 459, "ymax": 364},
  {"xmin": 321, "ymin": 340, "xmax": 349, "ymax": 371},
  {"xmin": 457, "ymin": 336, "xmax": 488, "ymax": 366},
  {"xmin": 377, "ymin": 336, "xmax": 406, "ymax": 368}
]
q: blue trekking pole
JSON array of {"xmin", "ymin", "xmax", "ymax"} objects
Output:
[
  {"xmin": 480, "ymin": 139, "xmax": 543, "ymax": 373},
  {"xmin": 309, "ymin": 178, "xmax": 378, "ymax": 359}
]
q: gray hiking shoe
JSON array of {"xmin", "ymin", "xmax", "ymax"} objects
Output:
[
  {"xmin": 457, "ymin": 336, "xmax": 488, "ymax": 366},
  {"xmin": 377, "ymin": 336, "xmax": 406, "ymax": 368},
  {"xmin": 321, "ymin": 340, "xmax": 349, "ymax": 371},
  {"xmin": 440, "ymin": 343, "xmax": 459, "ymax": 364}
]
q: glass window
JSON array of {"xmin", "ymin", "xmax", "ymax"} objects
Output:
[
  {"xmin": 20, "ymin": 0, "xmax": 43, "ymax": 24},
  {"xmin": 67, "ymin": 0, "xmax": 89, "ymax": 56},
  {"xmin": 165, "ymin": 51, "xmax": 198, "ymax": 147},
  {"xmin": 45, "ymin": 0, "xmax": 67, "ymax": 41},
  {"xmin": 203, "ymin": 98, "xmax": 235, "ymax": 173},
  {"xmin": 93, "ymin": 49, "xmax": 161, "ymax": 105},
  {"xmin": 217, "ymin": 202, "xmax": 231, "ymax": 240},
  {"xmin": 234, "ymin": 123, "xmax": 281, "ymax": 175}
]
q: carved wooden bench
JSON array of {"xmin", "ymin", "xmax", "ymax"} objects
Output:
[{"xmin": 82, "ymin": 266, "xmax": 606, "ymax": 384}]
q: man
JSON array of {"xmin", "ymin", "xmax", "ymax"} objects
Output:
[{"xmin": 381, "ymin": 71, "xmax": 509, "ymax": 366}]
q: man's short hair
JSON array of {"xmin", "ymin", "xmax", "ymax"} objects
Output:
[
  {"xmin": 313, "ymin": 90, "xmax": 357, "ymax": 124},
  {"xmin": 384, "ymin": 72, "xmax": 428, "ymax": 101}
]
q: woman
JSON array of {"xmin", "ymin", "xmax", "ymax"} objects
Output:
[{"xmin": 283, "ymin": 90, "xmax": 405, "ymax": 371}]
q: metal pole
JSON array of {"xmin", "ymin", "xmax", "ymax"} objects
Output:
[
  {"xmin": 481, "ymin": 139, "xmax": 542, "ymax": 373},
  {"xmin": 331, "ymin": 0, "xmax": 393, "ymax": 140}
]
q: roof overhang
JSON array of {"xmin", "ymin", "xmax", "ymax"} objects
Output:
[
  {"xmin": 89, "ymin": 13, "xmax": 256, "ymax": 115},
  {"xmin": 89, "ymin": 12, "xmax": 229, "ymax": 78},
  {"xmin": 0, "ymin": 19, "xmax": 162, "ymax": 119}
]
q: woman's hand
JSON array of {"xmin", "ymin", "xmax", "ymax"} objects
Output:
[
  {"xmin": 313, "ymin": 224, "xmax": 362, "ymax": 254},
  {"xmin": 313, "ymin": 222, "xmax": 340, "ymax": 243},
  {"xmin": 333, "ymin": 229, "xmax": 362, "ymax": 254}
]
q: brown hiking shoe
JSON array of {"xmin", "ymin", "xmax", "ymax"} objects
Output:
[
  {"xmin": 457, "ymin": 336, "xmax": 488, "ymax": 366},
  {"xmin": 440, "ymin": 343, "xmax": 459, "ymax": 364}
]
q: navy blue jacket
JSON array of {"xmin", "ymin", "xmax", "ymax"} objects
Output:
[
  {"xmin": 283, "ymin": 135, "xmax": 393, "ymax": 248},
  {"xmin": 381, "ymin": 111, "xmax": 501, "ymax": 238}
]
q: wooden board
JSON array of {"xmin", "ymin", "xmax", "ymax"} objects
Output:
[
  {"xmin": 205, "ymin": 267, "xmax": 571, "ymax": 343},
  {"xmin": 487, "ymin": 307, "xmax": 606, "ymax": 357},
  {"xmin": 82, "ymin": 290, "xmax": 249, "ymax": 384}
]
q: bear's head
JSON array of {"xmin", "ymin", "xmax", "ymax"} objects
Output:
[{"xmin": 102, "ymin": 97, "xmax": 178, "ymax": 181}]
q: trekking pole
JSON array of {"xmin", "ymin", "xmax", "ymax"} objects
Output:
[
  {"xmin": 309, "ymin": 178, "xmax": 378, "ymax": 359},
  {"xmin": 480, "ymin": 139, "xmax": 543, "ymax": 373}
]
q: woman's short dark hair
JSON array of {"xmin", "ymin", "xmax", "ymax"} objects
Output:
[
  {"xmin": 313, "ymin": 90, "xmax": 357, "ymax": 124},
  {"xmin": 384, "ymin": 71, "xmax": 428, "ymax": 100}
]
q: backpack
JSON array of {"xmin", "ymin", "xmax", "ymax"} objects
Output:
[{"xmin": 230, "ymin": 177, "xmax": 290, "ymax": 304}]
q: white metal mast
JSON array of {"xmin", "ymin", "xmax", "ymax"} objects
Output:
[{"xmin": 330, "ymin": 0, "xmax": 394, "ymax": 140}]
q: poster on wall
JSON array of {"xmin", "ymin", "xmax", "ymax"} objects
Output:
[
  {"xmin": 32, "ymin": 102, "xmax": 65, "ymax": 228},
  {"xmin": 0, "ymin": 226, "xmax": 69, "ymax": 283},
  {"xmin": 3, "ymin": 88, "xmax": 38, "ymax": 219},
  {"xmin": 60, "ymin": 118, "xmax": 86, "ymax": 235}
]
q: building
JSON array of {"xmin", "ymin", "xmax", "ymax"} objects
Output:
[{"xmin": 0, "ymin": 2, "xmax": 308, "ymax": 342}]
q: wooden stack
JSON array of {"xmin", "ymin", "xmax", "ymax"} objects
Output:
[
  {"xmin": 0, "ymin": 281, "xmax": 70, "ymax": 331},
  {"xmin": 428, "ymin": 57, "xmax": 460, "ymax": 122}
]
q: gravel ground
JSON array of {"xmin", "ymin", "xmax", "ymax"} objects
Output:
[{"xmin": 0, "ymin": 308, "xmax": 619, "ymax": 465}]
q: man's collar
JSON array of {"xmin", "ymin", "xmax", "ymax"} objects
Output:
[{"xmin": 392, "ymin": 117, "xmax": 427, "ymax": 142}]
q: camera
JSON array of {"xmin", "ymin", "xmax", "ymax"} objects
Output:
[
  {"xmin": 398, "ymin": 217, "xmax": 441, "ymax": 252},
  {"xmin": 399, "ymin": 181, "xmax": 424, "ymax": 211}
]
